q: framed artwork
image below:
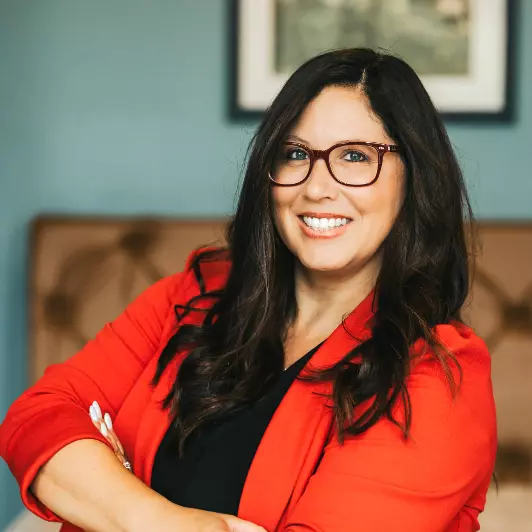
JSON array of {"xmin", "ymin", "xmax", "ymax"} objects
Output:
[{"xmin": 229, "ymin": 0, "xmax": 517, "ymax": 122}]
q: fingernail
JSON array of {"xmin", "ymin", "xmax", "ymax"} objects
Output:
[
  {"xmin": 100, "ymin": 422, "xmax": 108, "ymax": 437},
  {"xmin": 93, "ymin": 401, "xmax": 102, "ymax": 419},
  {"xmin": 89, "ymin": 406, "xmax": 98, "ymax": 422},
  {"xmin": 104, "ymin": 413, "xmax": 112, "ymax": 430}
]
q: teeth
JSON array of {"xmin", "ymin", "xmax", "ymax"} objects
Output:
[{"xmin": 302, "ymin": 216, "xmax": 350, "ymax": 231}]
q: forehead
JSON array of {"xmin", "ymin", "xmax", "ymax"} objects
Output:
[{"xmin": 289, "ymin": 85, "xmax": 393, "ymax": 147}]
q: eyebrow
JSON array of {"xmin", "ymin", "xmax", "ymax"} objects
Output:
[
  {"xmin": 285, "ymin": 134, "xmax": 372, "ymax": 145},
  {"xmin": 286, "ymin": 134, "xmax": 308, "ymax": 144}
]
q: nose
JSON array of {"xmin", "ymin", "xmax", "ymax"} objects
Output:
[{"xmin": 302, "ymin": 157, "xmax": 339, "ymax": 201}]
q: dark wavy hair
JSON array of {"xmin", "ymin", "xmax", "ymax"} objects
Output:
[{"xmin": 154, "ymin": 48, "xmax": 475, "ymax": 456}]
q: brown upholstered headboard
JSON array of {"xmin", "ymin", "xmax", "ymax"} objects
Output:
[
  {"xmin": 29, "ymin": 217, "xmax": 532, "ymax": 481},
  {"xmin": 29, "ymin": 216, "xmax": 227, "ymax": 382},
  {"xmin": 461, "ymin": 223, "xmax": 532, "ymax": 483}
]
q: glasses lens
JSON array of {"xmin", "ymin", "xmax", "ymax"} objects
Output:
[
  {"xmin": 329, "ymin": 144, "xmax": 379, "ymax": 186},
  {"xmin": 270, "ymin": 144, "xmax": 310, "ymax": 185}
]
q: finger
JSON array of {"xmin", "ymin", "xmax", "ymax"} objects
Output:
[
  {"xmin": 92, "ymin": 401, "xmax": 103, "ymax": 420},
  {"xmin": 114, "ymin": 450, "xmax": 131, "ymax": 469},
  {"xmin": 230, "ymin": 524, "xmax": 267, "ymax": 532},
  {"xmin": 104, "ymin": 424, "xmax": 127, "ymax": 461},
  {"xmin": 88, "ymin": 406, "xmax": 131, "ymax": 471},
  {"xmin": 222, "ymin": 515, "xmax": 267, "ymax": 532},
  {"xmin": 90, "ymin": 404, "xmax": 115, "ymax": 447},
  {"xmin": 90, "ymin": 413, "xmax": 119, "ymax": 455},
  {"xmin": 89, "ymin": 404, "xmax": 102, "ymax": 424},
  {"xmin": 89, "ymin": 405, "xmax": 117, "ymax": 449},
  {"xmin": 97, "ymin": 428, "xmax": 126, "ymax": 466},
  {"xmin": 99, "ymin": 421, "xmax": 120, "ymax": 452},
  {"xmin": 104, "ymin": 413, "xmax": 125, "ymax": 456},
  {"xmin": 89, "ymin": 406, "xmax": 131, "ymax": 466}
]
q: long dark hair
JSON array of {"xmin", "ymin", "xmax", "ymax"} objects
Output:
[{"xmin": 154, "ymin": 48, "xmax": 474, "ymax": 456}]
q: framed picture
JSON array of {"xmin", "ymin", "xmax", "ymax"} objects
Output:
[{"xmin": 229, "ymin": 0, "xmax": 517, "ymax": 122}]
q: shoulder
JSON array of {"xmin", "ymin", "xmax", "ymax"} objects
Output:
[
  {"xmin": 299, "ymin": 325, "xmax": 496, "ymax": 529},
  {"xmin": 117, "ymin": 247, "xmax": 230, "ymax": 335},
  {"xmin": 145, "ymin": 246, "xmax": 231, "ymax": 303},
  {"xmin": 403, "ymin": 322, "xmax": 496, "ymax": 462},
  {"xmin": 360, "ymin": 322, "xmax": 496, "ymax": 487},
  {"xmin": 409, "ymin": 321, "xmax": 492, "ymax": 396},
  {"xmin": 179, "ymin": 246, "xmax": 231, "ymax": 299},
  {"xmin": 430, "ymin": 321, "xmax": 489, "ymax": 365},
  {"xmin": 321, "ymin": 321, "xmax": 496, "ymax": 501}
]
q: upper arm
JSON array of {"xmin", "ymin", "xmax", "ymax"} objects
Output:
[
  {"xmin": 285, "ymin": 328, "xmax": 497, "ymax": 532},
  {"xmin": 0, "ymin": 271, "xmax": 187, "ymax": 518}
]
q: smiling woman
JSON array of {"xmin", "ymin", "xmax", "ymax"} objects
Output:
[
  {"xmin": 0, "ymin": 48, "xmax": 496, "ymax": 532},
  {"xmin": 271, "ymin": 86, "xmax": 405, "ymax": 276}
]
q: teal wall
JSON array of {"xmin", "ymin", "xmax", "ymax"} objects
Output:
[{"xmin": 0, "ymin": 1, "xmax": 531, "ymax": 528}]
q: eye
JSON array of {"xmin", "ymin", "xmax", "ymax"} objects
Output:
[
  {"xmin": 343, "ymin": 150, "xmax": 368, "ymax": 163},
  {"xmin": 285, "ymin": 148, "xmax": 309, "ymax": 161}
]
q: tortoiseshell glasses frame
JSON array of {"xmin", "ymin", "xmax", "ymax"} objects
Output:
[{"xmin": 269, "ymin": 140, "xmax": 401, "ymax": 187}]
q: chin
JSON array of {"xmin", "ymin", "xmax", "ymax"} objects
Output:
[{"xmin": 296, "ymin": 248, "xmax": 355, "ymax": 274}]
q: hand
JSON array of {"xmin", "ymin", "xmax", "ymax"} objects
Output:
[
  {"xmin": 89, "ymin": 402, "xmax": 267, "ymax": 532},
  {"xmin": 89, "ymin": 401, "xmax": 131, "ymax": 470},
  {"xmin": 171, "ymin": 505, "xmax": 268, "ymax": 532},
  {"xmin": 129, "ymin": 495, "xmax": 267, "ymax": 532}
]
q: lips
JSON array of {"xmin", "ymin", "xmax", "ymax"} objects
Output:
[
  {"xmin": 298, "ymin": 212, "xmax": 353, "ymax": 220},
  {"xmin": 296, "ymin": 214, "xmax": 352, "ymax": 239},
  {"xmin": 300, "ymin": 215, "xmax": 350, "ymax": 231}
]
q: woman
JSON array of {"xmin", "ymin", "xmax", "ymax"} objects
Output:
[{"xmin": 0, "ymin": 48, "xmax": 496, "ymax": 532}]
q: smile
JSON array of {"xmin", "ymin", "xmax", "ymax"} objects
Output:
[
  {"xmin": 297, "ymin": 215, "xmax": 353, "ymax": 238},
  {"xmin": 301, "ymin": 216, "xmax": 351, "ymax": 231}
]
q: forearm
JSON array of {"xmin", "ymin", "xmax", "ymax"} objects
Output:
[{"xmin": 31, "ymin": 438, "xmax": 174, "ymax": 532}]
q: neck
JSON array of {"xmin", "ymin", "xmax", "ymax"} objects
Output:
[{"xmin": 290, "ymin": 256, "xmax": 379, "ymax": 336}]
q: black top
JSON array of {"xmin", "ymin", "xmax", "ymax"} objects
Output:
[{"xmin": 151, "ymin": 345, "xmax": 320, "ymax": 514}]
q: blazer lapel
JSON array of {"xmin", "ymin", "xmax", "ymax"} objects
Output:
[
  {"xmin": 238, "ymin": 290, "xmax": 375, "ymax": 531},
  {"xmin": 132, "ymin": 275, "xmax": 220, "ymax": 484},
  {"xmin": 133, "ymin": 356, "xmax": 177, "ymax": 484},
  {"xmin": 131, "ymin": 315, "xmax": 194, "ymax": 483}
]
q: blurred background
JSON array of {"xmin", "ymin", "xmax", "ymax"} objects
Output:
[{"xmin": 0, "ymin": 1, "xmax": 531, "ymax": 530}]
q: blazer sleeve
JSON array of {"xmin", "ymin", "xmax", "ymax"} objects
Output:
[
  {"xmin": 284, "ymin": 326, "xmax": 497, "ymax": 532},
  {"xmin": 0, "ymin": 269, "xmax": 188, "ymax": 521}
]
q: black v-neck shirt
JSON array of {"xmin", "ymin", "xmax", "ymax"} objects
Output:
[{"xmin": 151, "ymin": 345, "xmax": 320, "ymax": 514}]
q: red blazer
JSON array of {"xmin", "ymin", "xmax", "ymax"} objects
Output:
[{"xmin": 0, "ymin": 250, "xmax": 497, "ymax": 532}]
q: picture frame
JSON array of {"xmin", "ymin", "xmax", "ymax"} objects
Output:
[{"xmin": 228, "ymin": 0, "xmax": 517, "ymax": 122}]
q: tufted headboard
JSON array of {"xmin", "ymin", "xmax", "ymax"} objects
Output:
[
  {"xmin": 29, "ymin": 216, "xmax": 228, "ymax": 381},
  {"xmin": 29, "ymin": 217, "xmax": 532, "ymax": 486}
]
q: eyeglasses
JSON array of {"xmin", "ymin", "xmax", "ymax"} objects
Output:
[{"xmin": 269, "ymin": 141, "xmax": 400, "ymax": 187}]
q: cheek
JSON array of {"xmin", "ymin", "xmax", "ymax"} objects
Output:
[
  {"xmin": 350, "ymin": 173, "xmax": 404, "ymax": 220},
  {"xmin": 271, "ymin": 188, "xmax": 296, "ymax": 228},
  {"xmin": 344, "ymin": 180, "xmax": 405, "ymax": 247}
]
